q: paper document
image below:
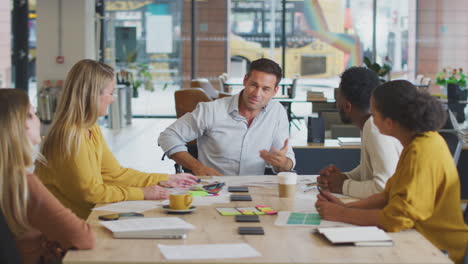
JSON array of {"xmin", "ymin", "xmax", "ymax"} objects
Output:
[
  {"xmin": 317, "ymin": 226, "xmax": 393, "ymax": 246},
  {"xmin": 100, "ymin": 217, "xmax": 194, "ymax": 239},
  {"xmin": 337, "ymin": 137, "xmax": 361, "ymax": 146},
  {"xmin": 193, "ymin": 194, "xmax": 230, "ymax": 205},
  {"xmin": 92, "ymin": 201, "xmax": 162, "ymax": 213},
  {"xmin": 158, "ymin": 243, "xmax": 261, "ymax": 260}
]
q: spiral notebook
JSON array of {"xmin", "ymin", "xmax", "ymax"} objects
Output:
[{"xmin": 317, "ymin": 226, "xmax": 393, "ymax": 247}]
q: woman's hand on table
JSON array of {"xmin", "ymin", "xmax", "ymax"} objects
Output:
[
  {"xmin": 315, "ymin": 190, "xmax": 346, "ymax": 221},
  {"xmin": 317, "ymin": 189, "xmax": 345, "ymax": 206},
  {"xmin": 142, "ymin": 185, "xmax": 170, "ymax": 200},
  {"xmin": 315, "ymin": 199, "xmax": 346, "ymax": 222},
  {"xmin": 159, "ymin": 173, "xmax": 199, "ymax": 188}
]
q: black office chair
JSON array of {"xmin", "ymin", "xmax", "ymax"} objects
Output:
[
  {"xmin": 438, "ymin": 131, "xmax": 466, "ymax": 226},
  {"xmin": 174, "ymin": 144, "xmax": 198, "ymax": 174},
  {"xmin": 439, "ymin": 131, "xmax": 462, "ymax": 165},
  {"xmin": 0, "ymin": 210, "xmax": 21, "ymax": 264}
]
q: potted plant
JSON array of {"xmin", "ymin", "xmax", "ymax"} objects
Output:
[
  {"xmin": 436, "ymin": 67, "xmax": 466, "ymax": 88},
  {"xmin": 436, "ymin": 67, "xmax": 467, "ymax": 122},
  {"xmin": 128, "ymin": 63, "xmax": 171, "ymax": 98},
  {"xmin": 363, "ymin": 57, "xmax": 392, "ymax": 83}
]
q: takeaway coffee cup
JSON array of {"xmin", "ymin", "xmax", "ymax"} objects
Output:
[{"xmin": 277, "ymin": 172, "xmax": 297, "ymax": 198}]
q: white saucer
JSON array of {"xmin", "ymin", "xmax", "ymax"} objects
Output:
[{"xmin": 162, "ymin": 205, "xmax": 197, "ymax": 214}]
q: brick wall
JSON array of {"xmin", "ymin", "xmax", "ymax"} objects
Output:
[
  {"xmin": 182, "ymin": 0, "xmax": 228, "ymax": 90},
  {"xmin": 417, "ymin": 0, "xmax": 468, "ymax": 92}
]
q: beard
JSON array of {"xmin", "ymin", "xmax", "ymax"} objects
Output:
[{"xmin": 338, "ymin": 108, "xmax": 352, "ymax": 124}]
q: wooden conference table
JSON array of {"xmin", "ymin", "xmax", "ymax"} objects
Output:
[{"xmin": 64, "ymin": 176, "xmax": 451, "ymax": 264}]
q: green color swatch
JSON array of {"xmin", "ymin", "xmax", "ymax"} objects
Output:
[
  {"xmin": 287, "ymin": 212, "xmax": 321, "ymax": 225},
  {"xmin": 188, "ymin": 191, "xmax": 210, "ymax": 197}
]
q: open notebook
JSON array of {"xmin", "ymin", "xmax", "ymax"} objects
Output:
[
  {"xmin": 100, "ymin": 217, "xmax": 195, "ymax": 239},
  {"xmin": 317, "ymin": 226, "xmax": 393, "ymax": 246}
]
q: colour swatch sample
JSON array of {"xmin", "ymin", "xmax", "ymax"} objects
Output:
[{"xmin": 286, "ymin": 212, "xmax": 321, "ymax": 225}]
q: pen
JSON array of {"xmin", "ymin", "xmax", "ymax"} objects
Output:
[
  {"xmin": 317, "ymin": 186, "xmax": 331, "ymax": 201},
  {"xmin": 317, "ymin": 186, "xmax": 324, "ymax": 195}
]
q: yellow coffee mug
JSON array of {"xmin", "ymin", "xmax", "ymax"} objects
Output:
[{"xmin": 169, "ymin": 193, "xmax": 193, "ymax": 210}]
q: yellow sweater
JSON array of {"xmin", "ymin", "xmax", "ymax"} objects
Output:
[
  {"xmin": 36, "ymin": 125, "xmax": 168, "ymax": 219},
  {"xmin": 379, "ymin": 131, "xmax": 468, "ymax": 264}
]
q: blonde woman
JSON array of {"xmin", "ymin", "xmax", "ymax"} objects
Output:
[
  {"xmin": 36, "ymin": 59, "xmax": 198, "ymax": 219},
  {"xmin": 0, "ymin": 89, "xmax": 94, "ymax": 264}
]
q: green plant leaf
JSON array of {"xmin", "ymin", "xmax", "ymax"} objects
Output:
[
  {"xmin": 363, "ymin": 57, "xmax": 372, "ymax": 68},
  {"xmin": 371, "ymin": 63, "xmax": 381, "ymax": 72}
]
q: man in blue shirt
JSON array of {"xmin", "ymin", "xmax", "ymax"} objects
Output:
[{"xmin": 158, "ymin": 58, "xmax": 295, "ymax": 176}]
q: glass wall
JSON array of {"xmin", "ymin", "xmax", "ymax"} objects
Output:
[
  {"xmin": 99, "ymin": 0, "xmax": 414, "ymax": 117},
  {"xmin": 192, "ymin": 0, "xmax": 229, "ymax": 90},
  {"xmin": 105, "ymin": 0, "xmax": 183, "ymax": 116},
  {"xmin": 0, "ymin": 0, "xmax": 12, "ymax": 88},
  {"xmin": 282, "ymin": 0, "xmax": 371, "ymax": 79},
  {"xmin": 376, "ymin": 0, "xmax": 409, "ymax": 78},
  {"xmin": 229, "ymin": 0, "xmax": 413, "ymax": 80},
  {"xmin": 230, "ymin": 0, "xmax": 283, "ymax": 77}
]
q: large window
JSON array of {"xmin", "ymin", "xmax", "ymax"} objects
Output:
[
  {"xmin": 229, "ymin": 0, "xmax": 413, "ymax": 80},
  {"xmin": 0, "ymin": 1, "xmax": 12, "ymax": 88},
  {"xmin": 230, "ymin": 0, "xmax": 283, "ymax": 77},
  {"xmin": 376, "ymin": 0, "xmax": 409, "ymax": 76},
  {"xmin": 105, "ymin": 0, "xmax": 183, "ymax": 116}
]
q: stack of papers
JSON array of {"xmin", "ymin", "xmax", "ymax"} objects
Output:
[
  {"xmin": 317, "ymin": 226, "xmax": 393, "ymax": 246},
  {"xmin": 337, "ymin": 137, "xmax": 361, "ymax": 146},
  {"xmin": 158, "ymin": 243, "xmax": 261, "ymax": 260},
  {"xmin": 100, "ymin": 217, "xmax": 195, "ymax": 239}
]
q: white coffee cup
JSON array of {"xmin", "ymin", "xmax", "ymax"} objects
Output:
[{"xmin": 277, "ymin": 172, "xmax": 297, "ymax": 198}]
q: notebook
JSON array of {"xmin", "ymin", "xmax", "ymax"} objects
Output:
[
  {"xmin": 317, "ymin": 226, "xmax": 393, "ymax": 246},
  {"xmin": 100, "ymin": 217, "xmax": 195, "ymax": 239}
]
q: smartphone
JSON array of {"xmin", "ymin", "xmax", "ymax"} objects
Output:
[{"xmin": 98, "ymin": 212, "xmax": 144, "ymax": 221}]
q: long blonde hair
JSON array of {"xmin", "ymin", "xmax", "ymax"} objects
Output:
[
  {"xmin": 42, "ymin": 59, "xmax": 114, "ymax": 161},
  {"xmin": 0, "ymin": 89, "xmax": 33, "ymax": 236}
]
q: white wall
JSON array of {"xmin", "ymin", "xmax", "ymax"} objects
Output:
[
  {"xmin": 36, "ymin": 0, "xmax": 96, "ymax": 88},
  {"xmin": 0, "ymin": 1, "xmax": 11, "ymax": 87}
]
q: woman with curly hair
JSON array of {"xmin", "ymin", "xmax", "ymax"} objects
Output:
[{"xmin": 315, "ymin": 80, "xmax": 468, "ymax": 264}]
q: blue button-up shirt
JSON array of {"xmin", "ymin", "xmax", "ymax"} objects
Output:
[{"xmin": 158, "ymin": 93, "xmax": 295, "ymax": 176}]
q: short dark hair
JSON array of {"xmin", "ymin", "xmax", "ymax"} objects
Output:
[
  {"xmin": 246, "ymin": 58, "xmax": 282, "ymax": 86},
  {"xmin": 372, "ymin": 80, "xmax": 447, "ymax": 133},
  {"xmin": 339, "ymin": 67, "xmax": 381, "ymax": 111}
]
